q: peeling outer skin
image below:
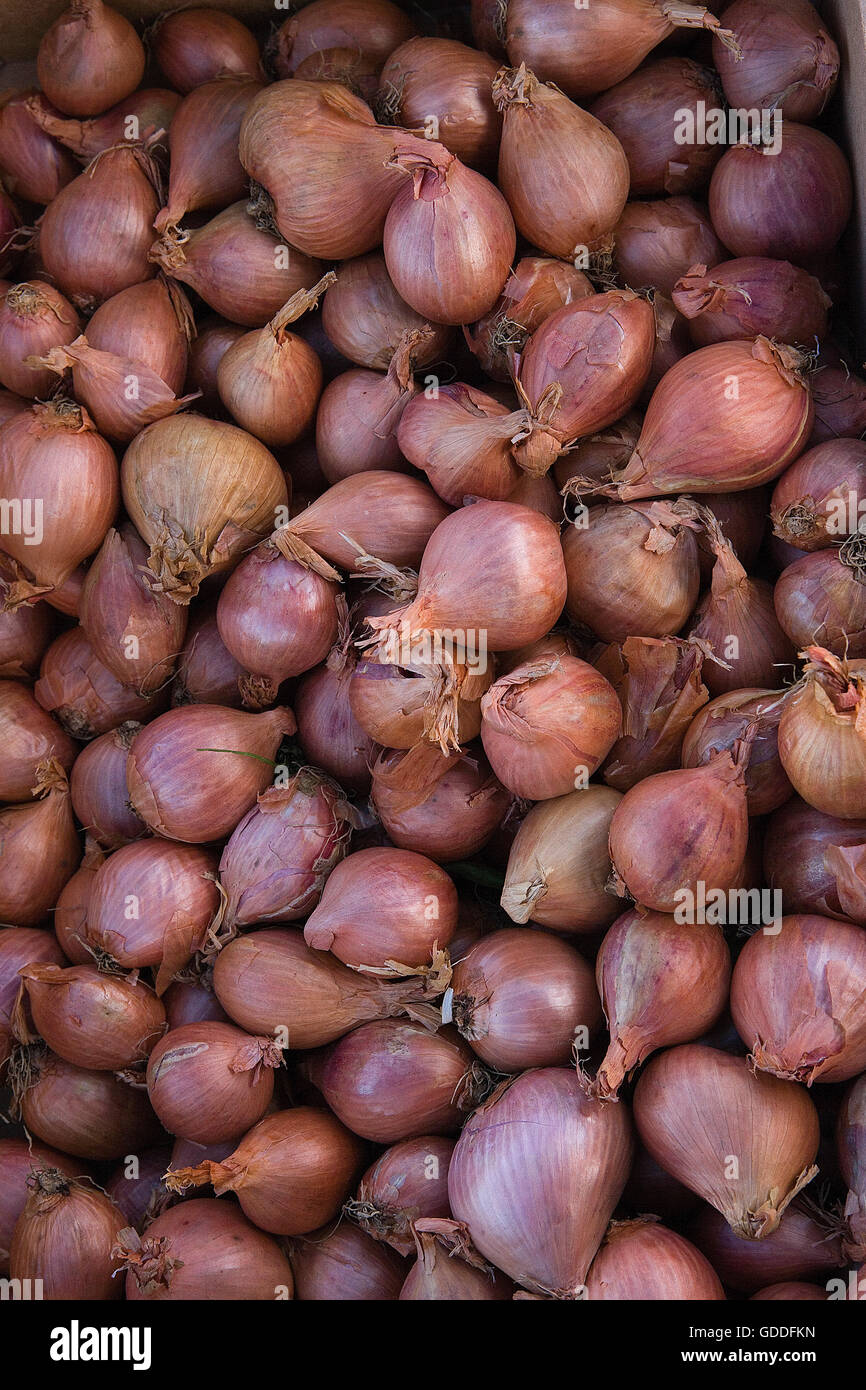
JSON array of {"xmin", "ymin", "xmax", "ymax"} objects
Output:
[
  {"xmin": 732, "ymin": 1165, "xmax": 821, "ymax": 1241},
  {"xmin": 615, "ymin": 338, "xmax": 814, "ymax": 499},
  {"xmin": 351, "ymin": 946, "xmax": 453, "ymax": 995},
  {"xmin": 748, "ymin": 1028, "xmax": 846, "ymax": 1088},
  {"xmin": 272, "ymin": 527, "xmax": 342, "ymax": 582},
  {"xmin": 112, "ymin": 1226, "xmax": 180, "ymax": 1294}
]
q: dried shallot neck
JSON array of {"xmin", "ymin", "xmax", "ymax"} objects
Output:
[
  {"xmin": 112, "ymin": 1226, "xmax": 182, "ymax": 1294},
  {"xmin": 268, "ymin": 271, "xmax": 336, "ymax": 342},
  {"xmin": 5, "ymin": 283, "xmax": 73, "ymax": 321}
]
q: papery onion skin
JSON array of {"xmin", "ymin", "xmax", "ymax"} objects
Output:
[
  {"xmin": 212, "ymin": 927, "xmax": 432, "ymax": 1049},
  {"xmin": 0, "ymin": 281, "xmax": 80, "ymax": 397},
  {"xmin": 608, "ymin": 749, "xmax": 749, "ymax": 914},
  {"xmin": 86, "ymin": 279, "xmax": 191, "ymax": 398},
  {"xmin": 504, "ymin": 0, "xmax": 737, "ymax": 101},
  {"xmin": 37, "ymin": 0, "xmax": 145, "ymax": 118},
  {"xmin": 555, "ymin": 413, "xmax": 642, "ymax": 494},
  {"xmin": 0, "ymin": 93, "xmax": 78, "ymax": 205},
  {"xmin": 310, "ymin": 1020, "xmax": 478, "ymax": 1143},
  {"xmin": 383, "ymin": 135, "xmax": 515, "ymax": 327},
  {"xmin": 771, "ymin": 439, "xmax": 866, "ymax": 551},
  {"xmin": 146, "ymin": 1021, "xmax": 280, "ymax": 1145},
  {"xmin": 279, "ymin": 471, "xmax": 448, "ymax": 578},
  {"xmin": 0, "ymin": 927, "xmax": 68, "ymax": 1046},
  {"xmin": 150, "ymin": 204, "xmax": 325, "ymax": 329},
  {"xmin": 348, "ymin": 1136, "xmax": 454, "ymax": 1255},
  {"xmin": 155, "ymin": 76, "xmax": 264, "ymax": 233},
  {"xmin": 80, "ymin": 527, "xmax": 189, "ymax": 693},
  {"xmin": 20, "ymin": 1051, "xmax": 162, "ymax": 1160},
  {"xmin": 321, "ymin": 252, "xmax": 451, "ymax": 371},
  {"xmin": 120, "ymin": 1199, "xmax": 292, "ymax": 1301},
  {"xmin": 590, "ymin": 59, "xmax": 723, "ymax": 197},
  {"xmin": 501, "ymin": 785, "xmax": 622, "ymax": 934},
  {"xmin": 449, "ymin": 1067, "xmax": 633, "ymax": 1297},
  {"xmin": 289, "ymin": 1222, "xmax": 404, "ymax": 1300},
  {"xmin": 217, "ymin": 278, "xmax": 332, "ymax": 451},
  {"xmin": 465, "ymin": 256, "xmax": 593, "ymax": 384},
  {"xmin": 634, "ymin": 1044, "xmax": 820, "ymax": 1239},
  {"xmin": 682, "ymin": 690, "xmax": 792, "ymax": 817},
  {"xmin": 371, "ymin": 745, "xmax": 510, "ymax": 864},
  {"xmin": 563, "ymin": 501, "xmax": 700, "ymax": 645},
  {"xmin": 451, "ymin": 927, "xmax": 602, "ymax": 1072},
  {"xmin": 54, "ymin": 847, "xmax": 104, "ymax": 964},
  {"xmin": 35, "ymin": 627, "xmax": 164, "ymax": 740},
  {"xmin": 618, "ymin": 338, "xmax": 814, "ymax": 498},
  {"xmin": 709, "ymin": 126, "xmax": 852, "ymax": 264},
  {"xmin": 480, "ymin": 655, "xmax": 622, "ymax": 801},
  {"xmin": 688, "ymin": 1199, "xmax": 846, "ymax": 1292},
  {"xmin": 0, "ymin": 400, "xmax": 118, "ymax": 604},
  {"xmin": 0, "ymin": 1138, "xmax": 85, "ymax": 1275},
  {"xmin": 585, "ymin": 1218, "xmax": 725, "ymax": 1301},
  {"xmin": 218, "ymin": 768, "xmax": 351, "ymax": 929},
  {"xmin": 86, "ymin": 839, "xmax": 219, "ymax": 991},
  {"xmin": 39, "ymin": 146, "xmax": 160, "ymax": 312},
  {"xmin": 34, "ymin": 337, "xmax": 197, "ymax": 446},
  {"xmin": 763, "ymin": 796, "xmax": 866, "ymax": 922},
  {"xmin": 673, "ymin": 258, "xmax": 831, "ymax": 348},
  {"xmin": 365, "ymin": 501, "xmax": 567, "ymax": 655},
  {"xmin": 614, "ymin": 196, "xmax": 728, "ymax": 298},
  {"xmin": 19, "ymin": 963, "xmax": 166, "ymax": 1072},
  {"xmin": 0, "ymin": 679, "xmax": 78, "ymax": 801},
  {"xmin": 26, "ymin": 88, "xmax": 182, "ymax": 163},
  {"xmin": 217, "ymin": 543, "xmax": 338, "ymax": 708},
  {"xmin": 274, "ymin": 0, "xmax": 416, "ymax": 77},
  {"xmin": 106, "ymin": 1144, "xmax": 173, "ymax": 1232},
  {"xmin": 239, "ymin": 81, "xmax": 407, "ymax": 261},
  {"xmin": 396, "ymin": 383, "xmax": 522, "ymax": 506},
  {"xmin": 293, "ymin": 47, "xmax": 382, "ymax": 103},
  {"xmin": 166, "ymin": 1106, "xmax": 364, "ymax": 1236},
  {"xmin": 295, "ymin": 657, "xmax": 375, "ymax": 795},
  {"xmin": 399, "ymin": 1222, "xmax": 513, "ymax": 1301},
  {"xmin": 713, "ymin": 0, "xmax": 840, "ymax": 122},
  {"xmin": 151, "ymin": 9, "xmax": 264, "ymax": 92},
  {"xmin": 349, "ymin": 656, "xmax": 489, "ymax": 753},
  {"xmin": 0, "ymin": 762, "xmax": 81, "ymax": 926},
  {"xmin": 493, "ymin": 64, "xmax": 628, "ymax": 261},
  {"xmin": 731, "ymin": 913, "xmax": 866, "ymax": 1084},
  {"xmin": 774, "ymin": 548, "xmax": 866, "ymax": 659},
  {"xmin": 163, "ymin": 977, "xmax": 228, "ymax": 1031},
  {"xmin": 304, "ymin": 845, "xmax": 457, "ymax": 972},
  {"xmin": 172, "ymin": 604, "xmax": 246, "ymax": 709},
  {"xmin": 695, "ymin": 489, "xmax": 767, "ymax": 581},
  {"xmin": 378, "ymin": 37, "xmax": 501, "ymax": 169},
  {"xmin": 186, "ymin": 318, "xmax": 246, "ymax": 410},
  {"xmin": 589, "ymin": 910, "xmax": 731, "ymax": 1101},
  {"xmin": 10, "ymin": 1168, "xmax": 126, "ymax": 1300},
  {"xmin": 127, "ymin": 704, "xmax": 295, "ymax": 844},
  {"xmin": 514, "ymin": 290, "xmax": 655, "ymax": 475},
  {"xmin": 777, "ymin": 648, "xmax": 866, "ymax": 819},
  {"xmin": 120, "ymin": 412, "xmax": 288, "ymax": 603},
  {"xmin": 315, "ymin": 327, "xmax": 427, "ymax": 485},
  {"xmin": 689, "ymin": 518, "xmax": 796, "ymax": 695}
]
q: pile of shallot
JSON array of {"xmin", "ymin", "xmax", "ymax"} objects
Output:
[{"xmin": 1, "ymin": 0, "xmax": 865, "ymax": 1305}]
